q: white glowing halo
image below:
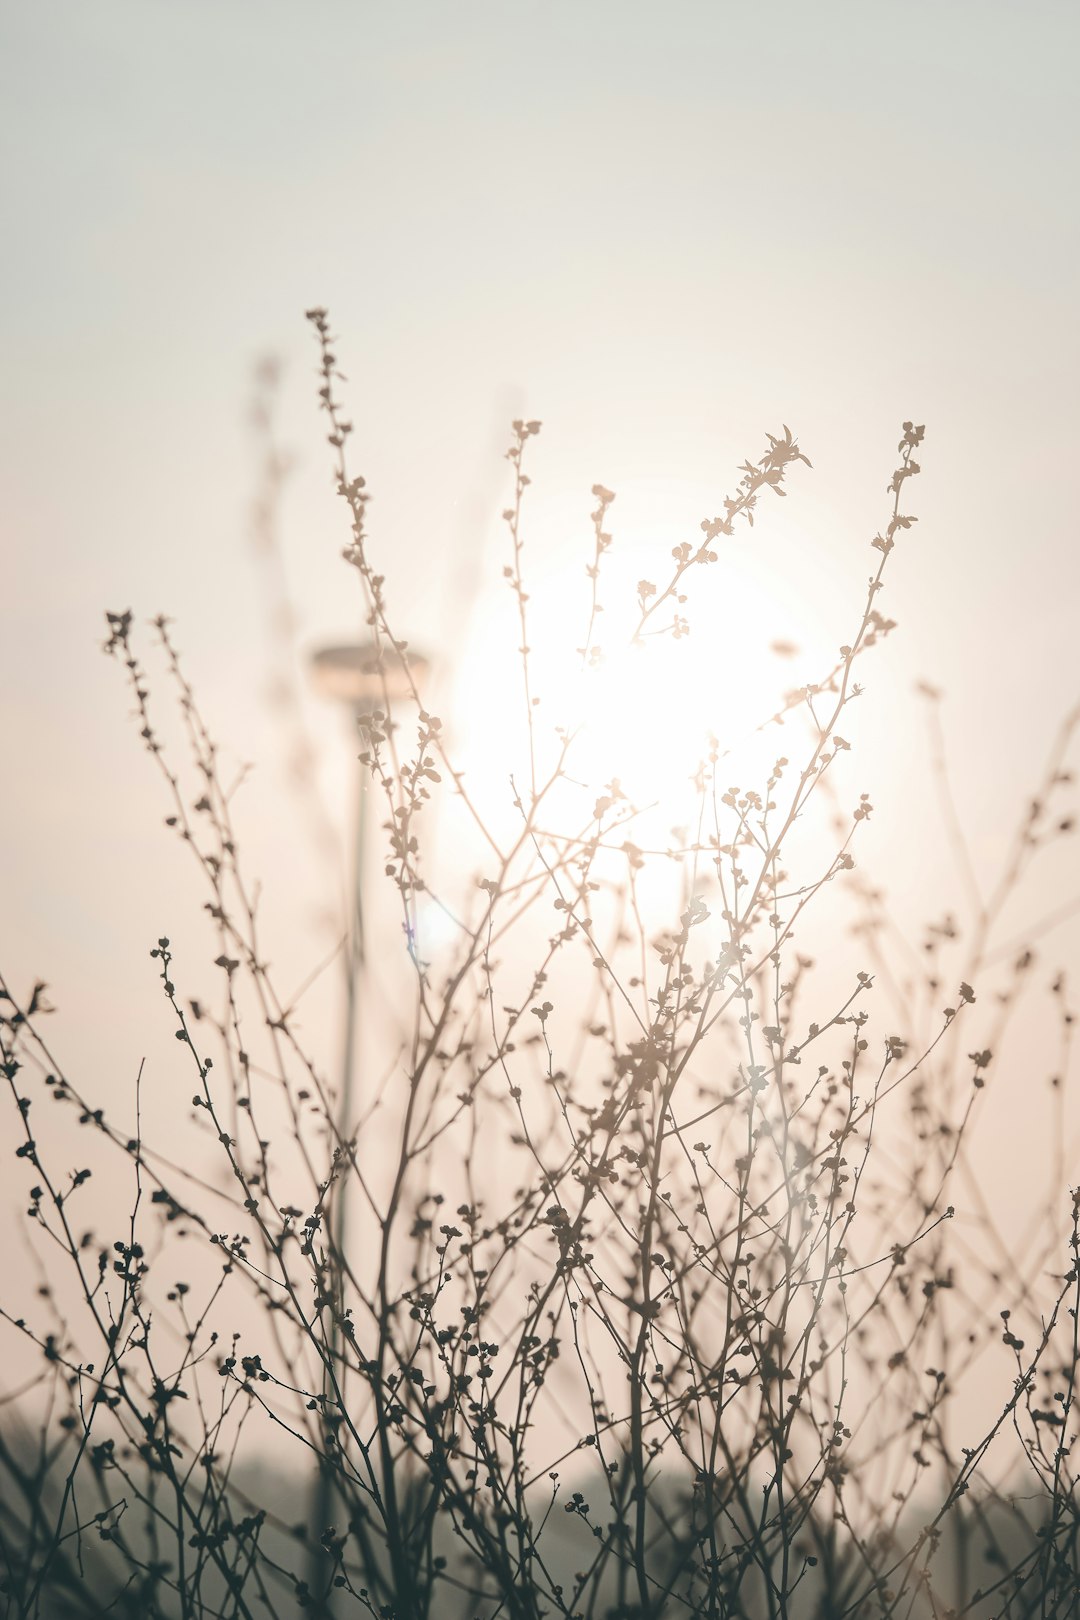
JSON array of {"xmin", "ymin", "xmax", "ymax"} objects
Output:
[{"xmin": 452, "ymin": 485, "xmax": 827, "ymax": 818}]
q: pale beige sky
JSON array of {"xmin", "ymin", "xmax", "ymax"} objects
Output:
[{"xmin": 2, "ymin": 0, "xmax": 1078, "ymax": 1158}]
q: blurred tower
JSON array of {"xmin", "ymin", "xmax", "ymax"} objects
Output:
[{"xmin": 306, "ymin": 638, "xmax": 428, "ymax": 1615}]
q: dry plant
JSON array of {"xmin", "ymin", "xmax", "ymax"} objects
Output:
[{"xmin": 2, "ymin": 309, "xmax": 1079, "ymax": 1620}]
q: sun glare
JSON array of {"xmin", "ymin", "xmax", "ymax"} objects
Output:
[
  {"xmin": 452, "ymin": 479, "xmax": 829, "ymax": 821},
  {"xmin": 548, "ymin": 581, "xmax": 800, "ymax": 805}
]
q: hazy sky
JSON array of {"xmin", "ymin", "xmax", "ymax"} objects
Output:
[{"xmin": 2, "ymin": 1, "xmax": 1078, "ymax": 1119}]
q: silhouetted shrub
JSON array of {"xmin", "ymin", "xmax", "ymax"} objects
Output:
[{"xmin": 3, "ymin": 312, "xmax": 1078, "ymax": 1618}]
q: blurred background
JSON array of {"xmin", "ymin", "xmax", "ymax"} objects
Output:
[{"xmin": 2, "ymin": 0, "xmax": 1078, "ymax": 1278}]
